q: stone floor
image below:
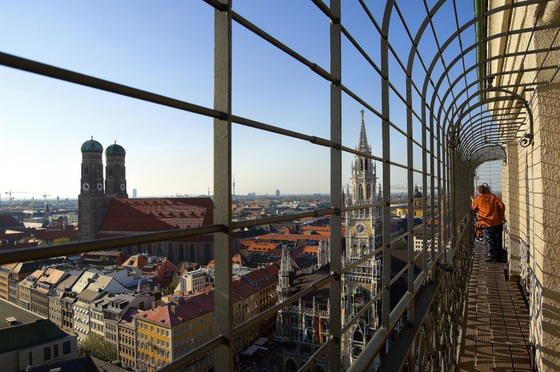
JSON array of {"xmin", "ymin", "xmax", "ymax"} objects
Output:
[{"xmin": 458, "ymin": 242, "xmax": 533, "ymax": 371}]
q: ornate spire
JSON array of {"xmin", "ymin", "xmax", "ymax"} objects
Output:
[
  {"xmin": 358, "ymin": 110, "xmax": 369, "ymax": 153},
  {"xmin": 278, "ymin": 246, "xmax": 291, "ymax": 303}
]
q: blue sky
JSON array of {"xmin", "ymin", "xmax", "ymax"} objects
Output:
[{"xmin": 0, "ymin": 1, "xmax": 482, "ymax": 200}]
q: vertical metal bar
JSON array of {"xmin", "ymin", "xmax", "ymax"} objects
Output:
[
  {"xmin": 422, "ymin": 99, "xmax": 429, "ymax": 279},
  {"xmin": 450, "ymin": 137, "xmax": 456, "ymax": 263},
  {"xmin": 445, "ymin": 137, "xmax": 451, "ymax": 255},
  {"xmin": 214, "ymin": 1, "xmax": 233, "ymax": 370},
  {"xmin": 381, "ymin": 0, "xmax": 395, "ymax": 334},
  {"xmin": 329, "ymin": 0, "xmax": 342, "ymax": 369},
  {"xmin": 435, "ymin": 121, "xmax": 442, "ymax": 270},
  {"xmin": 429, "ymin": 115, "xmax": 436, "ymax": 270},
  {"xmin": 405, "ymin": 46, "xmax": 415, "ymax": 327}
]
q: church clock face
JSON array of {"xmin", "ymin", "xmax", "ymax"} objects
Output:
[
  {"xmin": 355, "ymin": 223, "xmax": 366, "ymax": 235},
  {"xmin": 97, "ymin": 183, "xmax": 103, "ymax": 191},
  {"xmin": 120, "ymin": 184, "xmax": 125, "ymax": 191},
  {"xmin": 82, "ymin": 183, "xmax": 89, "ymax": 191}
]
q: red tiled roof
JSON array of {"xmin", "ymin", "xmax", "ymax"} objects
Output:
[
  {"xmin": 239, "ymin": 240, "xmax": 253, "ymax": 248},
  {"xmin": 0, "ymin": 215, "xmax": 21, "ymax": 227},
  {"xmin": 122, "ymin": 254, "xmax": 150, "ymax": 268},
  {"xmin": 155, "ymin": 259, "xmax": 178, "ymax": 281},
  {"xmin": 263, "ymin": 263, "xmax": 280, "ymax": 276},
  {"xmin": 232, "ymin": 278, "xmax": 258, "ymax": 299},
  {"xmin": 33, "ymin": 230, "xmax": 79, "ymax": 241},
  {"xmin": 244, "ymin": 269, "xmax": 269, "ymax": 282},
  {"xmin": 232, "ymin": 254, "xmax": 242, "ymax": 265},
  {"xmin": 301, "ymin": 246, "xmax": 319, "ymax": 254},
  {"xmin": 301, "ymin": 225, "xmax": 330, "ymax": 232},
  {"xmin": 246, "ymin": 242, "xmax": 280, "ymax": 252},
  {"xmin": 135, "ymin": 292, "xmax": 215, "ymax": 327},
  {"xmin": 244, "ymin": 266, "xmax": 278, "ymax": 290},
  {"xmin": 99, "ymin": 197, "xmax": 214, "ymax": 231},
  {"xmin": 255, "ymin": 233, "xmax": 328, "ymax": 242}
]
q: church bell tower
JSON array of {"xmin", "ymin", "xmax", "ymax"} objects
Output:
[
  {"xmin": 78, "ymin": 137, "xmax": 107, "ymax": 241},
  {"xmin": 105, "ymin": 141, "xmax": 128, "ymax": 198}
]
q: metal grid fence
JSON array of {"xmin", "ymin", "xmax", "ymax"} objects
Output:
[{"xmin": 2, "ymin": 0, "xmax": 550, "ymax": 370}]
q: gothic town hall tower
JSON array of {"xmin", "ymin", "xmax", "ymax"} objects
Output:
[{"xmin": 342, "ymin": 111, "xmax": 383, "ymax": 366}]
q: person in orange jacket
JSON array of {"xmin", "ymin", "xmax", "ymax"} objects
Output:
[{"xmin": 471, "ymin": 184, "xmax": 506, "ymax": 262}]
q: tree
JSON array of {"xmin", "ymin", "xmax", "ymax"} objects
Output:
[
  {"xmin": 52, "ymin": 237, "xmax": 74, "ymax": 245},
  {"xmin": 78, "ymin": 332, "xmax": 117, "ymax": 362},
  {"xmin": 165, "ymin": 277, "xmax": 180, "ymax": 294}
]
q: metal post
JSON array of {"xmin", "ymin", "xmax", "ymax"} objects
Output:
[
  {"xmin": 329, "ymin": 0, "xmax": 342, "ymax": 369},
  {"xmin": 214, "ymin": 1, "xmax": 233, "ymax": 370},
  {"xmin": 381, "ymin": 0, "xmax": 395, "ymax": 335},
  {"xmin": 405, "ymin": 36, "xmax": 415, "ymax": 327}
]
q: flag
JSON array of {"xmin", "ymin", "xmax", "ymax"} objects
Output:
[
  {"xmin": 303, "ymin": 312, "xmax": 307, "ymax": 341},
  {"xmin": 316, "ymin": 312, "xmax": 322, "ymax": 345}
]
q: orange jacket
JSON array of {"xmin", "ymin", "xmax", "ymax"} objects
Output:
[{"xmin": 472, "ymin": 193, "xmax": 505, "ymax": 228}]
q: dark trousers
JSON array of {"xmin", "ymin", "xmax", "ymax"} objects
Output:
[{"xmin": 485, "ymin": 224, "xmax": 503, "ymax": 259}]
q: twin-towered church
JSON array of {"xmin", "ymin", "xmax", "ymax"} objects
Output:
[{"xmin": 78, "ymin": 138, "xmax": 214, "ymax": 265}]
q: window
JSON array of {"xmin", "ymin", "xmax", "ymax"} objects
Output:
[
  {"xmin": 54, "ymin": 344, "xmax": 59, "ymax": 358},
  {"xmin": 63, "ymin": 340, "xmax": 71, "ymax": 354},
  {"xmin": 44, "ymin": 346, "xmax": 51, "ymax": 361},
  {"xmin": 28, "ymin": 351, "xmax": 32, "ymax": 365}
]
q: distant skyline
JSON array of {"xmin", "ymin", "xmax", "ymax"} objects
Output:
[{"xmin": 1, "ymin": 1, "xmax": 486, "ymax": 200}]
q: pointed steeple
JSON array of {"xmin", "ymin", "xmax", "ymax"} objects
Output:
[
  {"xmin": 358, "ymin": 110, "xmax": 370, "ymax": 153},
  {"xmin": 277, "ymin": 246, "xmax": 291, "ymax": 303}
]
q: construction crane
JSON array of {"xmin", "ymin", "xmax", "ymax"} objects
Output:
[
  {"xmin": 3, "ymin": 190, "xmax": 30, "ymax": 213},
  {"xmin": 43, "ymin": 193, "xmax": 53, "ymax": 209},
  {"xmin": 29, "ymin": 197, "xmax": 35, "ymax": 217}
]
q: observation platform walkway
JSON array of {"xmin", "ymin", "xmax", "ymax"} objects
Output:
[{"xmin": 458, "ymin": 242, "xmax": 533, "ymax": 371}]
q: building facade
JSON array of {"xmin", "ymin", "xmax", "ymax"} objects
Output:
[
  {"xmin": 135, "ymin": 295, "xmax": 214, "ymax": 372},
  {"xmin": 30, "ymin": 267, "xmax": 68, "ymax": 318}
]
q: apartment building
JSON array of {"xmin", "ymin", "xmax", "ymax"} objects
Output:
[
  {"xmin": 0, "ymin": 264, "xmax": 16, "ymax": 301},
  {"xmin": 49, "ymin": 274, "xmax": 78, "ymax": 329},
  {"xmin": 90, "ymin": 294, "xmax": 112, "ymax": 338},
  {"xmin": 17, "ymin": 269, "xmax": 41, "ymax": 310},
  {"xmin": 30, "ymin": 267, "xmax": 68, "ymax": 318},
  {"xmin": 135, "ymin": 293, "xmax": 214, "ymax": 372},
  {"xmin": 242, "ymin": 265, "xmax": 279, "ymax": 338},
  {"xmin": 79, "ymin": 250, "xmax": 129, "ymax": 266},
  {"xmin": 174, "ymin": 267, "xmax": 209, "ymax": 295},
  {"xmin": 73, "ymin": 274, "xmax": 131, "ymax": 342},
  {"xmin": 118, "ymin": 308, "xmax": 138, "ymax": 369},
  {"xmin": 7, "ymin": 258, "xmax": 66, "ymax": 304},
  {"xmin": 103, "ymin": 293, "xmax": 153, "ymax": 348}
]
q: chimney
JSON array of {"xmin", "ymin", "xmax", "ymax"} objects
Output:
[{"xmin": 170, "ymin": 305, "xmax": 177, "ymax": 314}]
